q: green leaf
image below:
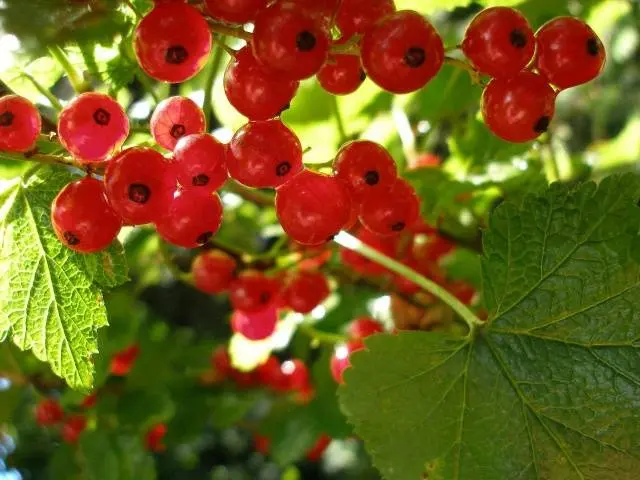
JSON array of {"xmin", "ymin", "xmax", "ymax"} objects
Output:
[
  {"xmin": 341, "ymin": 175, "xmax": 640, "ymax": 480},
  {"xmin": 78, "ymin": 431, "xmax": 120, "ymax": 480},
  {"xmin": 116, "ymin": 389, "xmax": 175, "ymax": 430},
  {"xmin": 0, "ymin": 167, "xmax": 127, "ymax": 390},
  {"xmin": 83, "ymin": 242, "xmax": 129, "ymax": 288}
]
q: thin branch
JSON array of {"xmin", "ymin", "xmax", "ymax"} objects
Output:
[
  {"xmin": 48, "ymin": 46, "xmax": 90, "ymax": 93},
  {"xmin": 204, "ymin": 38, "xmax": 226, "ymax": 130}
]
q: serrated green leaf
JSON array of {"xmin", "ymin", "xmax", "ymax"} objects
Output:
[
  {"xmin": 341, "ymin": 174, "xmax": 640, "ymax": 480},
  {"xmin": 82, "ymin": 242, "xmax": 129, "ymax": 288},
  {"xmin": 0, "ymin": 167, "xmax": 126, "ymax": 390}
]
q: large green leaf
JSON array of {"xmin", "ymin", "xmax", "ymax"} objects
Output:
[
  {"xmin": 340, "ymin": 175, "xmax": 640, "ymax": 480},
  {"xmin": 0, "ymin": 167, "xmax": 128, "ymax": 390}
]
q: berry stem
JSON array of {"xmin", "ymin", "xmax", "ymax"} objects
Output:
[
  {"xmin": 443, "ymin": 57, "xmax": 483, "ymax": 85},
  {"xmin": 224, "ymin": 181, "xmax": 274, "ymax": 207},
  {"xmin": 330, "ymin": 36, "xmax": 362, "ymax": 56},
  {"xmin": 0, "ymin": 148, "xmax": 83, "ymax": 171},
  {"xmin": 298, "ymin": 323, "xmax": 347, "ymax": 345},
  {"xmin": 22, "ymin": 73, "xmax": 63, "ymax": 112},
  {"xmin": 48, "ymin": 46, "xmax": 90, "ymax": 93},
  {"xmin": 203, "ymin": 39, "xmax": 226, "ymax": 131},
  {"xmin": 331, "ymin": 96, "xmax": 348, "ymax": 143},
  {"xmin": 205, "ymin": 18, "xmax": 252, "ymax": 42},
  {"xmin": 334, "ymin": 231, "xmax": 484, "ymax": 332}
]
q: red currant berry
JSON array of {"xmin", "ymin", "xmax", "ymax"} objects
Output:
[
  {"xmin": 145, "ymin": 424, "xmax": 168, "ymax": 452},
  {"xmin": 231, "ymin": 368, "xmax": 258, "ymax": 388},
  {"xmin": 110, "ymin": 344, "xmax": 140, "ymax": 376},
  {"xmin": 204, "ymin": 0, "xmax": 269, "ymax": 24},
  {"xmin": 62, "ymin": 415, "xmax": 87, "ymax": 444},
  {"xmin": 227, "ymin": 120, "xmax": 303, "ymax": 188},
  {"xmin": 461, "ymin": 7, "xmax": 535, "ymax": 78},
  {"xmin": 408, "ymin": 153, "xmax": 441, "ymax": 170},
  {"xmin": 291, "ymin": 0, "xmax": 341, "ymax": 26},
  {"xmin": 340, "ymin": 227, "xmax": 398, "ymax": 275},
  {"xmin": 231, "ymin": 305, "xmax": 278, "ymax": 340},
  {"xmin": 280, "ymin": 359, "xmax": 310, "ymax": 391},
  {"xmin": 348, "ymin": 317, "xmax": 384, "ymax": 339},
  {"xmin": 192, "ymin": 250, "xmax": 237, "ymax": 294},
  {"xmin": 52, "ymin": 177, "xmax": 122, "ymax": 253},
  {"xmin": 535, "ymin": 17, "xmax": 606, "ymax": 89},
  {"xmin": 104, "ymin": 147, "xmax": 174, "ymax": 225},
  {"xmin": 155, "ymin": 188, "xmax": 224, "ymax": 248},
  {"xmin": 361, "ymin": 11, "xmax": 444, "ymax": 94},
  {"xmin": 134, "ymin": 3, "xmax": 212, "ymax": 83},
  {"xmin": 150, "ymin": 96, "xmax": 206, "ymax": 151},
  {"xmin": 256, "ymin": 355, "xmax": 286, "ymax": 389},
  {"xmin": 481, "ymin": 71, "xmax": 556, "ymax": 143},
  {"xmin": 317, "ymin": 54, "xmax": 366, "ymax": 95},
  {"xmin": 58, "ymin": 93, "xmax": 129, "ymax": 163},
  {"xmin": 0, "ymin": 95, "xmax": 41, "ymax": 152},
  {"xmin": 330, "ymin": 339, "xmax": 364, "ymax": 384},
  {"xmin": 336, "ymin": 0, "xmax": 395, "ymax": 39},
  {"xmin": 412, "ymin": 233, "xmax": 455, "ymax": 263},
  {"xmin": 224, "ymin": 46, "xmax": 299, "ymax": 121},
  {"xmin": 254, "ymin": 434, "xmax": 271, "ymax": 455},
  {"xmin": 449, "ymin": 280, "xmax": 476, "ymax": 305},
  {"xmin": 333, "ymin": 140, "xmax": 398, "ymax": 201},
  {"xmin": 211, "ymin": 345, "xmax": 232, "ymax": 379},
  {"xmin": 35, "ymin": 399, "xmax": 64, "ymax": 426},
  {"xmin": 283, "ymin": 271, "xmax": 330, "ymax": 314},
  {"xmin": 229, "ymin": 271, "xmax": 280, "ymax": 313},
  {"xmin": 359, "ymin": 178, "xmax": 420, "ymax": 236},
  {"xmin": 173, "ymin": 134, "xmax": 227, "ymax": 191},
  {"xmin": 80, "ymin": 393, "xmax": 97, "ymax": 410},
  {"xmin": 306, "ymin": 434, "xmax": 331, "ymax": 462},
  {"xmin": 276, "ymin": 170, "xmax": 353, "ymax": 246},
  {"xmin": 252, "ymin": 2, "xmax": 331, "ymax": 80}
]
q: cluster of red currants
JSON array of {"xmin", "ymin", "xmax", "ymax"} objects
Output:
[
  {"xmin": 192, "ymin": 249, "xmax": 331, "ymax": 341},
  {"xmin": 462, "ymin": 7, "xmax": 606, "ymax": 143},
  {"xmin": 34, "ymin": 397, "xmax": 88, "ymax": 444},
  {"xmin": 210, "ymin": 346, "xmax": 315, "ymax": 403},
  {"xmin": 136, "ymin": 0, "xmax": 442, "ymax": 97}
]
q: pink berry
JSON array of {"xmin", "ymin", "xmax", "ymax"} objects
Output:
[
  {"xmin": 155, "ymin": 188, "xmax": 224, "ymax": 248},
  {"xmin": 276, "ymin": 170, "xmax": 353, "ymax": 246},
  {"xmin": 229, "ymin": 271, "xmax": 280, "ymax": 313},
  {"xmin": 104, "ymin": 147, "xmax": 174, "ymax": 225},
  {"xmin": 173, "ymin": 134, "xmax": 228, "ymax": 191},
  {"xmin": 134, "ymin": 3, "xmax": 212, "ymax": 83},
  {"xmin": 150, "ymin": 96, "xmax": 206, "ymax": 151},
  {"xmin": 0, "ymin": 95, "xmax": 41, "ymax": 152},
  {"xmin": 52, "ymin": 176, "xmax": 122, "ymax": 253},
  {"xmin": 231, "ymin": 306, "xmax": 278, "ymax": 341},
  {"xmin": 58, "ymin": 92, "xmax": 129, "ymax": 163},
  {"xmin": 227, "ymin": 120, "xmax": 303, "ymax": 188}
]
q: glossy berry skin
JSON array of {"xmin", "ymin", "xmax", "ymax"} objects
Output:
[
  {"xmin": 280, "ymin": 359, "xmax": 310, "ymax": 391},
  {"xmin": 224, "ymin": 46, "xmax": 299, "ymax": 121},
  {"xmin": 134, "ymin": 3, "xmax": 212, "ymax": 83},
  {"xmin": 361, "ymin": 11, "xmax": 444, "ymax": 94},
  {"xmin": 192, "ymin": 250, "xmax": 237, "ymax": 294},
  {"xmin": 204, "ymin": 0, "xmax": 269, "ymax": 23},
  {"xmin": 334, "ymin": 140, "xmax": 397, "ymax": 201},
  {"xmin": 252, "ymin": 2, "xmax": 331, "ymax": 80},
  {"xmin": 535, "ymin": 17, "xmax": 606, "ymax": 89},
  {"xmin": 256, "ymin": 355, "xmax": 286, "ymax": 389},
  {"xmin": 58, "ymin": 93, "xmax": 129, "ymax": 163},
  {"xmin": 229, "ymin": 271, "xmax": 280, "ymax": 313},
  {"xmin": 104, "ymin": 148, "xmax": 174, "ymax": 226},
  {"xmin": 110, "ymin": 345, "xmax": 140, "ymax": 376},
  {"xmin": 155, "ymin": 188, "xmax": 224, "ymax": 248},
  {"xmin": 284, "ymin": 271, "xmax": 330, "ymax": 314},
  {"xmin": 211, "ymin": 345, "xmax": 232, "ymax": 379},
  {"xmin": 336, "ymin": 0, "xmax": 395, "ymax": 39},
  {"xmin": 151, "ymin": 96, "xmax": 206, "ymax": 151},
  {"xmin": 291, "ymin": 0, "xmax": 341, "ymax": 26},
  {"xmin": 145, "ymin": 424, "xmax": 167, "ymax": 452},
  {"xmin": 306, "ymin": 434, "xmax": 331, "ymax": 462},
  {"xmin": 340, "ymin": 228, "xmax": 397, "ymax": 275},
  {"xmin": 461, "ymin": 7, "xmax": 535, "ymax": 78},
  {"xmin": 317, "ymin": 54, "xmax": 366, "ymax": 95},
  {"xmin": 359, "ymin": 178, "xmax": 420, "ymax": 236},
  {"xmin": 227, "ymin": 120, "xmax": 303, "ymax": 188},
  {"xmin": 0, "ymin": 95, "xmax": 41, "ymax": 152},
  {"xmin": 348, "ymin": 317, "xmax": 384, "ymax": 339},
  {"xmin": 52, "ymin": 177, "xmax": 122, "ymax": 253},
  {"xmin": 330, "ymin": 339, "xmax": 364, "ymax": 384},
  {"xmin": 35, "ymin": 399, "xmax": 64, "ymax": 426},
  {"xmin": 276, "ymin": 170, "xmax": 353, "ymax": 246},
  {"xmin": 482, "ymin": 71, "xmax": 556, "ymax": 143},
  {"xmin": 173, "ymin": 134, "xmax": 227, "ymax": 191},
  {"xmin": 231, "ymin": 306, "xmax": 278, "ymax": 341},
  {"xmin": 62, "ymin": 415, "xmax": 87, "ymax": 444}
]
